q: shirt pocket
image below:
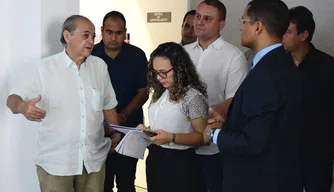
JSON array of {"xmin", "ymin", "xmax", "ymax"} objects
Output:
[{"xmin": 92, "ymin": 88, "xmax": 103, "ymax": 112}]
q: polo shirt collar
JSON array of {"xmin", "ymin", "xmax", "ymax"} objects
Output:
[{"xmin": 303, "ymin": 43, "xmax": 317, "ymax": 63}]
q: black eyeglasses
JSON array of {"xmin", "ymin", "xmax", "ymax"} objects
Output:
[{"xmin": 152, "ymin": 67, "xmax": 174, "ymax": 79}]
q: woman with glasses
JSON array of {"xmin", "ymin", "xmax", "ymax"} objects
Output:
[{"xmin": 138, "ymin": 42, "xmax": 208, "ymax": 192}]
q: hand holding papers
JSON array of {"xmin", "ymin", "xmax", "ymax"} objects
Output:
[{"xmin": 110, "ymin": 124, "xmax": 152, "ymax": 159}]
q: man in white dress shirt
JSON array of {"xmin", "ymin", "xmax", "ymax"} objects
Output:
[
  {"xmin": 6, "ymin": 15, "xmax": 119, "ymax": 192},
  {"xmin": 183, "ymin": 0, "xmax": 248, "ymax": 191}
]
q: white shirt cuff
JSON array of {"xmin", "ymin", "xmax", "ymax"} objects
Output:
[
  {"xmin": 103, "ymin": 100, "xmax": 118, "ymax": 110},
  {"xmin": 213, "ymin": 129, "xmax": 221, "ymax": 144}
]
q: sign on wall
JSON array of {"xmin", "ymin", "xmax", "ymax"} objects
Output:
[{"xmin": 147, "ymin": 12, "xmax": 171, "ymax": 23}]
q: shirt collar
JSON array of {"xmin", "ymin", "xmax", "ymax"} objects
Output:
[
  {"xmin": 62, "ymin": 49, "xmax": 88, "ymax": 68},
  {"xmin": 252, "ymin": 43, "xmax": 282, "ymax": 69},
  {"xmin": 210, "ymin": 36, "xmax": 225, "ymax": 50},
  {"xmin": 94, "ymin": 41, "xmax": 105, "ymax": 53},
  {"xmin": 191, "ymin": 39, "xmax": 200, "ymax": 49},
  {"xmin": 62, "ymin": 49, "xmax": 75, "ymax": 68},
  {"xmin": 96, "ymin": 40, "xmax": 125, "ymax": 59},
  {"xmin": 302, "ymin": 43, "xmax": 316, "ymax": 63},
  {"xmin": 192, "ymin": 36, "xmax": 225, "ymax": 51}
]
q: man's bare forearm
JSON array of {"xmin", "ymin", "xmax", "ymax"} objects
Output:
[
  {"xmin": 7, "ymin": 94, "xmax": 25, "ymax": 114},
  {"xmin": 103, "ymin": 108, "xmax": 119, "ymax": 126}
]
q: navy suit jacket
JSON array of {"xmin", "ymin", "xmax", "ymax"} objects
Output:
[{"xmin": 217, "ymin": 46, "xmax": 303, "ymax": 192}]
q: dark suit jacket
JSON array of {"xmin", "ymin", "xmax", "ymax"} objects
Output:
[{"xmin": 217, "ymin": 46, "xmax": 303, "ymax": 192}]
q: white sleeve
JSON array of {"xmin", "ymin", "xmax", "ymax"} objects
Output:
[
  {"xmin": 102, "ymin": 65, "xmax": 118, "ymax": 110},
  {"xmin": 9, "ymin": 64, "xmax": 42, "ymax": 101},
  {"xmin": 223, "ymin": 53, "xmax": 248, "ymax": 100}
]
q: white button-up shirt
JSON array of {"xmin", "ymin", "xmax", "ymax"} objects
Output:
[
  {"xmin": 10, "ymin": 50, "xmax": 117, "ymax": 176},
  {"xmin": 184, "ymin": 36, "xmax": 248, "ymax": 155}
]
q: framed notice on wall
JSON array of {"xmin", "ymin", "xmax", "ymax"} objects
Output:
[{"xmin": 147, "ymin": 12, "xmax": 172, "ymax": 23}]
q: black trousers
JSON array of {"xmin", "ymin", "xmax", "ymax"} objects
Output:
[
  {"xmin": 197, "ymin": 153, "xmax": 223, "ymax": 192},
  {"xmin": 104, "ymin": 152, "xmax": 139, "ymax": 192},
  {"xmin": 301, "ymin": 158, "xmax": 333, "ymax": 192},
  {"xmin": 146, "ymin": 144, "xmax": 202, "ymax": 192}
]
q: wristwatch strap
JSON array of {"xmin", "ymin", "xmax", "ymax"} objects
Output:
[
  {"xmin": 169, "ymin": 133, "xmax": 176, "ymax": 146},
  {"xmin": 209, "ymin": 128, "xmax": 217, "ymax": 143}
]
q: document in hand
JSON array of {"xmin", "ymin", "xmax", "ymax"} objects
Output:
[{"xmin": 110, "ymin": 124, "xmax": 152, "ymax": 159}]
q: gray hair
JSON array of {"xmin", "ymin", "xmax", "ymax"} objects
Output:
[{"xmin": 60, "ymin": 15, "xmax": 90, "ymax": 45}]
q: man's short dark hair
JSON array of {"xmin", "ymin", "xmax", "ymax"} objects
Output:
[
  {"xmin": 182, "ymin": 10, "xmax": 196, "ymax": 24},
  {"xmin": 200, "ymin": 0, "xmax": 227, "ymax": 21},
  {"xmin": 247, "ymin": 0, "xmax": 289, "ymax": 39},
  {"xmin": 60, "ymin": 15, "xmax": 90, "ymax": 45},
  {"xmin": 289, "ymin": 6, "xmax": 315, "ymax": 42},
  {"xmin": 102, "ymin": 11, "xmax": 126, "ymax": 28}
]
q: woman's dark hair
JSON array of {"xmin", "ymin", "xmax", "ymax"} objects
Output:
[{"xmin": 147, "ymin": 42, "xmax": 207, "ymax": 103}]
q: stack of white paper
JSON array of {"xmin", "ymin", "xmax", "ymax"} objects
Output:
[{"xmin": 111, "ymin": 124, "xmax": 152, "ymax": 159}]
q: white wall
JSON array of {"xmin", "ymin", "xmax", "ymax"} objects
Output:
[
  {"xmin": 190, "ymin": 0, "xmax": 202, "ymax": 12},
  {"xmin": 1, "ymin": 0, "xmax": 41, "ymax": 191},
  {"xmin": 0, "ymin": 0, "xmax": 10, "ymax": 189},
  {"xmin": 190, "ymin": 0, "xmax": 334, "ymax": 56},
  {"xmin": 1, "ymin": 0, "xmax": 79, "ymax": 191},
  {"xmin": 80, "ymin": 0, "xmax": 112, "ymax": 44},
  {"xmin": 41, "ymin": 1, "xmax": 80, "ymax": 58}
]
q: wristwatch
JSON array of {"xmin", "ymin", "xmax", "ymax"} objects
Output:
[
  {"xmin": 207, "ymin": 128, "xmax": 217, "ymax": 143},
  {"xmin": 169, "ymin": 133, "xmax": 176, "ymax": 146}
]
